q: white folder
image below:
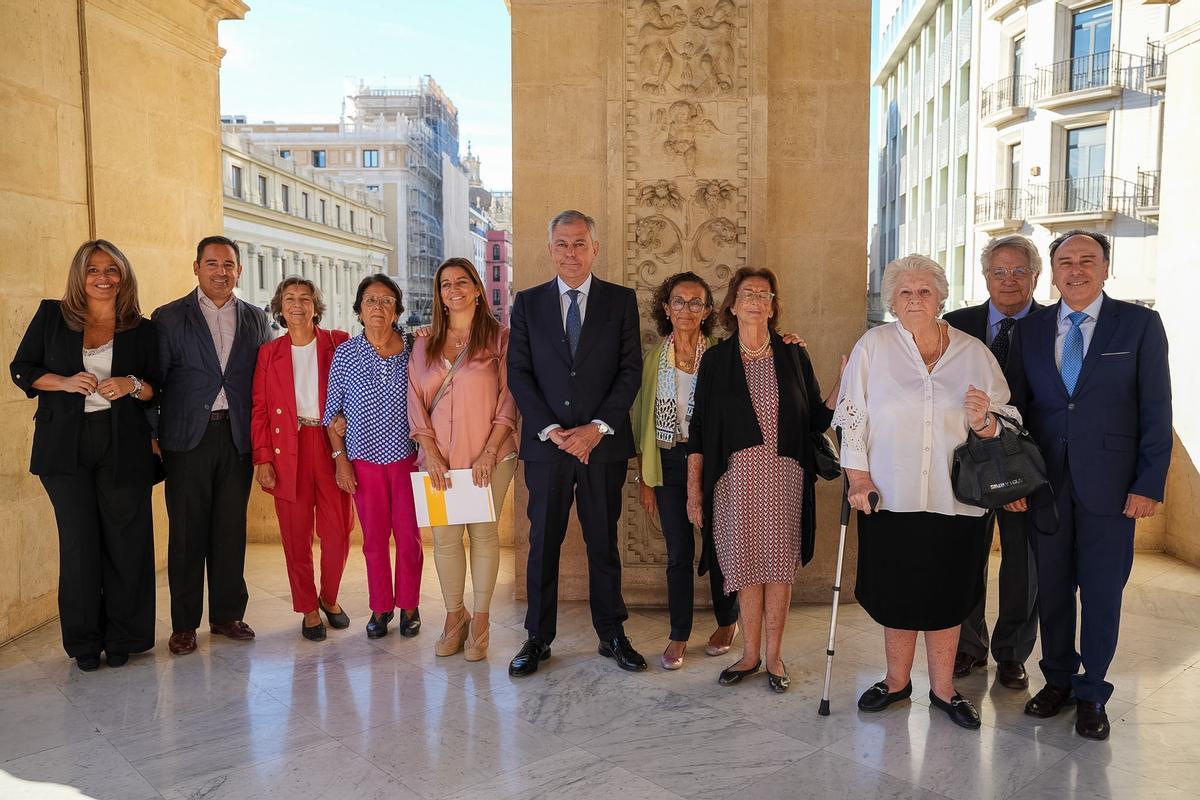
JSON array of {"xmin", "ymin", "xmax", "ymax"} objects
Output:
[{"xmin": 410, "ymin": 468, "xmax": 497, "ymax": 527}]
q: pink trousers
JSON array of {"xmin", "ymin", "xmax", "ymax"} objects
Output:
[{"xmin": 351, "ymin": 456, "xmax": 423, "ymax": 613}]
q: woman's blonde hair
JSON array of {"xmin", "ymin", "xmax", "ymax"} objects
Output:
[{"xmin": 61, "ymin": 239, "xmax": 142, "ymax": 332}]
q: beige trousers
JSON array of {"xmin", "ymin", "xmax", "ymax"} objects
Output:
[{"xmin": 430, "ymin": 456, "xmax": 516, "ymax": 614}]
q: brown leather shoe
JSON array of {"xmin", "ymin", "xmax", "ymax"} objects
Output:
[
  {"xmin": 168, "ymin": 629, "xmax": 197, "ymax": 655},
  {"xmin": 953, "ymin": 651, "xmax": 986, "ymax": 678},
  {"xmin": 210, "ymin": 620, "xmax": 256, "ymax": 641}
]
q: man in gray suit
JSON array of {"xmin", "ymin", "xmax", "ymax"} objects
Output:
[
  {"xmin": 154, "ymin": 236, "xmax": 270, "ymax": 655},
  {"xmin": 942, "ymin": 234, "xmax": 1042, "ymax": 689}
]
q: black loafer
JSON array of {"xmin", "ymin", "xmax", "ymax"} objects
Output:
[
  {"xmin": 76, "ymin": 653, "xmax": 101, "ymax": 672},
  {"xmin": 767, "ymin": 663, "xmax": 790, "ymax": 693},
  {"xmin": 1024, "ymin": 684, "xmax": 1076, "ymax": 718},
  {"xmin": 929, "ymin": 690, "xmax": 981, "ymax": 730},
  {"xmin": 953, "ymin": 651, "xmax": 987, "ymax": 678},
  {"xmin": 996, "ymin": 660, "xmax": 1028, "ymax": 689},
  {"xmin": 319, "ymin": 600, "xmax": 350, "ymax": 629},
  {"xmin": 718, "ymin": 659, "xmax": 762, "ymax": 686},
  {"xmin": 105, "ymin": 651, "xmax": 129, "ymax": 668},
  {"xmin": 857, "ymin": 680, "xmax": 913, "ymax": 711},
  {"xmin": 399, "ymin": 608, "xmax": 421, "ymax": 637},
  {"xmin": 1075, "ymin": 701, "xmax": 1111, "ymax": 740},
  {"xmin": 366, "ymin": 611, "xmax": 394, "ymax": 639},
  {"xmin": 598, "ymin": 636, "xmax": 647, "ymax": 671},
  {"xmin": 508, "ymin": 638, "xmax": 551, "ymax": 677},
  {"xmin": 302, "ymin": 620, "xmax": 327, "ymax": 641}
]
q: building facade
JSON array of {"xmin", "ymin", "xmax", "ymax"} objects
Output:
[
  {"xmin": 221, "ymin": 132, "xmax": 391, "ymax": 332},
  {"xmin": 872, "ymin": 0, "xmax": 1168, "ymax": 319},
  {"xmin": 485, "ymin": 229, "xmax": 513, "ymax": 324}
]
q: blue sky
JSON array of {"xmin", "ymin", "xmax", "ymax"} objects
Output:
[{"xmin": 218, "ymin": 0, "xmax": 513, "ymax": 190}]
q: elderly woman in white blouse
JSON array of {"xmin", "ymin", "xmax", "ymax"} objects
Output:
[{"xmin": 831, "ymin": 254, "xmax": 1019, "ymax": 731}]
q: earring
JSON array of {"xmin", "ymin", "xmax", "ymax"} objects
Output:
[{"xmin": 443, "ymin": 305, "xmax": 448, "ymax": 313}]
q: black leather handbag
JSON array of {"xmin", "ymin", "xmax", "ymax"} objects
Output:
[
  {"xmin": 811, "ymin": 431, "xmax": 841, "ymax": 481},
  {"xmin": 951, "ymin": 412, "xmax": 1048, "ymax": 509}
]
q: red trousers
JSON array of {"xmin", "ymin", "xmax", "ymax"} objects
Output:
[
  {"xmin": 274, "ymin": 425, "xmax": 353, "ymax": 613},
  {"xmin": 351, "ymin": 456, "xmax": 422, "ymax": 613}
]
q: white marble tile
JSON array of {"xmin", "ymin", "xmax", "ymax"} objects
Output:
[
  {"xmin": 1073, "ymin": 705, "xmax": 1200, "ymax": 793},
  {"xmin": 443, "ymin": 747, "xmax": 685, "ymax": 800},
  {"xmin": 340, "ymin": 695, "xmax": 572, "ymax": 799},
  {"xmin": 0, "ymin": 736, "xmax": 160, "ymax": 800},
  {"xmin": 161, "ymin": 740, "xmax": 413, "ymax": 800},
  {"xmin": 1006, "ymin": 750, "xmax": 1196, "ymax": 800},
  {"xmin": 738, "ymin": 749, "xmax": 949, "ymax": 800},
  {"xmin": 1138, "ymin": 665, "xmax": 1200, "ymax": 721},
  {"xmin": 0, "ymin": 685, "xmax": 99, "ymax": 763}
]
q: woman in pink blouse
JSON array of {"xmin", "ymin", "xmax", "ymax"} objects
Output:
[{"xmin": 408, "ymin": 258, "xmax": 519, "ymax": 661}]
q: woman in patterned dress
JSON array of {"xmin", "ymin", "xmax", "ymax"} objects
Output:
[
  {"xmin": 686, "ymin": 267, "xmax": 842, "ymax": 692},
  {"xmin": 324, "ymin": 274, "xmax": 423, "ymax": 640}
]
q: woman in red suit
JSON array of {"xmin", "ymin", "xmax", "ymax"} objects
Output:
[{"xmin": 251, "ymin": 277, "xmax": 354, "ymax": 640}]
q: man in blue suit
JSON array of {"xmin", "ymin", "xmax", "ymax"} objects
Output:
[
  {"xmin": 506, "ymin": 210, "xmax": 645, "ymax": 676},
  {"xmin": 154, "ymin": 236, "xmax": 271, "ymax": 656},
  {"xmin": 1005, "ymin": 230, "xmax": 1172, "ymax": 740}
]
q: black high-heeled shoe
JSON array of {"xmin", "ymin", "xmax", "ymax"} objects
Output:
[
  {"xmin": 319, "ymin": 599, "xmax": 350, "ymax": 629},
  {"xmin": 399, "ymin": 607, "xmax": 421, "ymax": 637},
  {"xmin": 366, "ymin": 611, "xmax": 393, "ymax": 639},
  {"xmin": 766, "ymin": 663, "xmax": 790, "ymax": 693},
  {"xmin": 718, "ymin": 659, "xmax": 761, "ymax": 686}
]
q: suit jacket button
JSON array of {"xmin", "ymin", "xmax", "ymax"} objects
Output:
[
  {"xmin": 570, "ymin": 371, "xmax": 576, "ymax": 377},
  {"xmin": 564, "ymin": 400, "xmax": 571, "ymax": 406},
  {"xmin": 274, "ymin": 447, "xmax": 281, "ymax": 454},
  {"xmin": 1067, "ymin": 403, "xmax": 1075, "ymax": 410},
  {"xmin": 274, "ymin": 427, "xmax": 280, "ymax": 434},
  {"xmin": 276, "ymin": 408, "xmax": 282, "ymax": 414}
]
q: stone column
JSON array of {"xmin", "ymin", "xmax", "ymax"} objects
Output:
[{"xmin": 510, "ymin": 0, "xmax": 870, "ymax": 604}]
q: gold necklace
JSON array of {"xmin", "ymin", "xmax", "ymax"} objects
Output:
[
  {"xmin": 368, "ymin": 332, "xmax": 395, "ymax": 356},
  {"xmin": 920, "ymin": 327, "xmax": 946, "ymax": 369}
]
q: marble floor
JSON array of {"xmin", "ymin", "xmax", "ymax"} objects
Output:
[{"xmin": 2, "ymin": 544, "xmax": 1199, "ymax": 800}]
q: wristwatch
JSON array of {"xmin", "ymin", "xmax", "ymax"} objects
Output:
[
  {"xmin": 330, "ymin": 449, "xmax": 344, "ymax": 459},
  {"xmin": 127, "ymin": 374, "xmax": 144, "ymax": 399},
  {"xmin": 594, "ymin": 420, "xmax": 613, "ymax": 435}
]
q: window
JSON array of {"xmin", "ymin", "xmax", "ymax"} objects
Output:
[
  {"xmin": 366, "ymin": 184, "xmax": 380, "ymax": 192},
  {"xmin": 1065, "ymin": 125, "xmax": 1106, "ymax": 211},
  {"xmin": 493, "ymin": 289, "xmax": 501, "ymax": 306},
  {"xmin": 281, "ymin": 184, "xmax": 290, "ymax": 212},
  {"xmin": 279, "ymin": 149, "xmax": 291, "ymax": 159},
  {"xmin": 363, "ymin": 149, "xmax": 379, "ymax": 168},
  {"xmin": 302, "ymin": 192, "xmax": 310, "ymax": 218},
  {"xmin": 257, "ymin": 254, "xmax": 266, "ymax": 290},
  {"xmin": 492, "ymin": 244, "xmax": 501, "ymax": 260},
  {"xmin": 1070, "ymin": 4, "xmax": 1113, "ymax": 92},
  {"xmin": 369, "ymin": 217, "xmax": 374, "ymax": 233},
  {"xmin": 1008, "ymin": 142, "xmax": 1022, "ymax": 190},
  {"xmin": 336, "ymin": 205, "xmax": 342, "ymax": 228},
  {"xmin": 258, "ymin": 175, "xmax": 268, "ymax": 207},
  {"xmin": 230, "ymin": 165, "xmax": 243, "ymax": 197},
  {"xmin": 493, "ymin": 265, "xmax": 500, "ymax": 282},
  {"xmin": 320, "ymin": 198, "xmax": 327, "ymax": 224},
  {"xmin": 1012, "ymin": 36, "xmax": 1024, "ymax": 80},
  {"xmin": 311, "ymin": 149, "xmax": 327, "ymax": 168}
]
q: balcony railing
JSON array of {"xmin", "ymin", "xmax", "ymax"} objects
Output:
[
  {"xmin": 974, "ymin": 188, "xmax": 1031, "ymax": 225},
  {"xmin": 1147, "ymin": 42, "xmax": 1167, "ymax": 90},
  {"xmin": 1137, "ymin": 170, "xmax": 1160, "ymax": 210},
  {"xmin": 1028, "ymin": 176, "xmax": 1138, "ymax": 219},
  {"xmin": 1036, "ymin": 50, "xmax": 1145, "ymax": 100},
  {"xmin": 980, "ymin": 76, "xmax": 1036, "ymax": 118}
]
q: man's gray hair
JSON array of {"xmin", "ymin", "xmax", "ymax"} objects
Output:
[
  {"xmin": 547, "ymin": 209, "xmax": 597, "ymax": 242},
  {"xmin": 881, "ymin": 253, "xmax": 950, "ymax": 314},
  {"xmin": 980, "ymin": 234, "xmax": 1043, "ymax": 279}
]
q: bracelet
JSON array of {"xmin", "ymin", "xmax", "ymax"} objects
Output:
[
  {"xmin": 483, "ymin": 448, "xmax": 496, "ymax": 457},
  {"xmin": 631, "ymin": 474, "xmax": 642, "ymax": 485},
  {"xmin": 971, "ymin": 413, "xmax": 992, "ymax": 433},
  {"xmin": 330, "ymin": 449, "xmax": 344, "ymax": 460},
  {"xmin": 127, "ymin": 375, "xmax": 143, "ymax": 399}
]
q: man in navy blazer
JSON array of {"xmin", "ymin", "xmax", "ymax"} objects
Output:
[
  {"xmin": 153, "ymin": 236, "xmax": 270, "ymax": 656},
  {"xmin": 1005, "ymin": 230, "xmax": 1172, "ymax": 740},
  {"xmin": 506, "ymin": 210, "xmax": 646, "ymax": 676},
  {"xmin": 943, "ymin": 234, "xmax": 1042, "ymax": 691}
]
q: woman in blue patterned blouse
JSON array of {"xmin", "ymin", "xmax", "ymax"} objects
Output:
[{"xmin": 324, "ymin": 274, "xmax": 422, "ymax": 639}]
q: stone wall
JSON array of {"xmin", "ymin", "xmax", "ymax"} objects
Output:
[
  {"xmin": 0, "ymin": 0, "xmax": 248, "ymax": 645},
  {"xmin": 510, "ymin": 0, "xmax": 871, "ymax": 604}
]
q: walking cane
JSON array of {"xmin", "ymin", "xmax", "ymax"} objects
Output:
[{"xmin": 818, "ymin": 471, "xmax": 877, "ymax": 716}]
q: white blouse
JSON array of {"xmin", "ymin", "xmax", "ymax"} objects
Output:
[
  {"xmin": 674, "ymin": 367, "xmax": 696, "ymax": 439},
  {"xmin": 82, "ymin": 340, "xmax": 114, "ymax": 413},
  {"xmin": 291, "ymin": 338, "xmax": 320, "ymax": 419},
  {"xmin": 831, "ymin": 321, "xmax": 1019, "ymax": 517}
]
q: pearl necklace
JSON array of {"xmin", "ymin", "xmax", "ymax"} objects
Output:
[{"xmin": 739, "ymin": 337, "xmax": 770, "ymax": 360}]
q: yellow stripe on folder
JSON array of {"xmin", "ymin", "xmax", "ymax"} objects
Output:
[{"xmin": 423, "ymin": 476, "xmax": 448, "ymax": 527}]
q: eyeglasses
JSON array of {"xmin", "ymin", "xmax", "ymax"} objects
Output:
[
  {"xmin": 737, "ymin": 289, "xmax": 775, "ymax": 304},
  {"xmin": 668, "ymin": 297, "xmax": 708, "ymax": 313},
  {"xmin": 989, "ymin": 267, "xmax": 1032, "ymax": 279},
  {"xmin": 362, "ymin": 296, "xmax": 396, "ymax": 308}
]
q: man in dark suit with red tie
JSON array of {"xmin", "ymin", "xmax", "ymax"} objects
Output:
[
  {"xmin": 943, "ymin": 235, "xmax": 1042, "ymax": 691},
  {"xmin": 505, "ymin": 210, "xmax": 646, "ymax": 676},
  {"xmin": 1005, "ymin": 230, "xmax": 1172, "ymax": 740}
]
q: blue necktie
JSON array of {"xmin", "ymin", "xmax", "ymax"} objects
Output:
[
  {"xmin": 1060, "ymin": 310, "xmax": 1088, "ymax": 395},
  {"xmin": 990, "ymin": 316, "xmax": 1017, "ymax": 367},
  {"xmin": 566, "ymin": 289, "xmax": 582, "ymax": 358}
]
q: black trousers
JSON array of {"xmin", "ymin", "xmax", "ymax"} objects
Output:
[
  {"xmin": 40, "ymin": 411, "xmax": 155, "ymax": 658},
  {"xmin": 163, "ymin": 418, "xmax": 253, "ymax": 631},
  {"xmin": 523, "ymin": 458, "xmax": 629, "ymax": 643},
  {"xmin": 1034, "ymin": 468, "xmax": 1134, "ymax": 704},
  {"xmin": 958, "ymin": 508, "xmax": 1038, "ymax": 663},
  {"xmin": 655, "ymin": 444, "xmax": 738, "ymax": 641}
]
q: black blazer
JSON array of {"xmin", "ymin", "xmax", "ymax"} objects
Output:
[
  {"xmin": 688, "ymin": 332, "xmax": 834, "ymax": 570},
  {"xmin": 152, "ymin": 289, "xmax": 270, "ymax": 454},
  {"xmin": 506, "ymin": 276, "xmax": 642, "ymax": 462},
  {"xmin": 943, "ymin": 299, "xmax": 1043, "ymax": 366},
  {"xmin": 10, "ymin": 300, "xmax": 159, "ymax": 487}
]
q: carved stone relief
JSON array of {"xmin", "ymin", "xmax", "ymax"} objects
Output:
[{"xmin": 621, "ymin": 0, "xmax": 750, "ymax": 568}]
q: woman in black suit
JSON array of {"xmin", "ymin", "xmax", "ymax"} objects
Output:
[{"xmin": 10, "ymin": 240, "xmax": 160, "ymax": 672}]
